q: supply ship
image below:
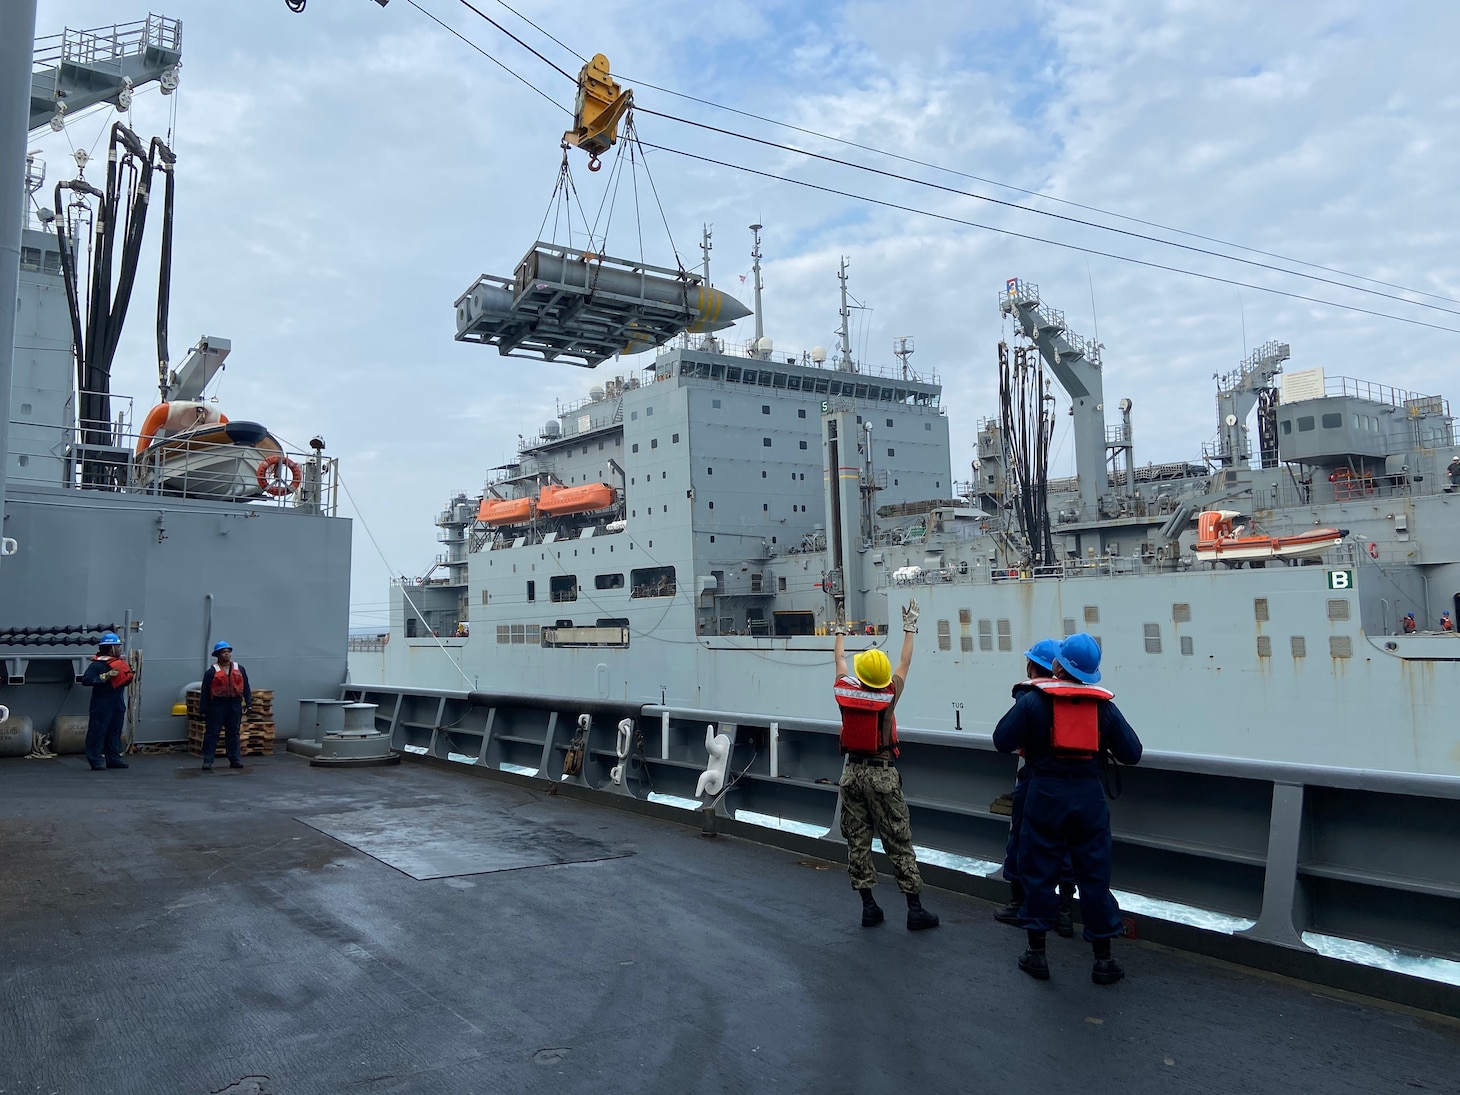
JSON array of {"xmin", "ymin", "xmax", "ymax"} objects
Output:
[{"xmin": 353, "ymin": 244, "xmax": 1460, "ymax": 777}]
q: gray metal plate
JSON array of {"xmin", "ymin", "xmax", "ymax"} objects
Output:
[{"xmin": 299, "ymin": 803, "xmax": 632, "ymax": 879}]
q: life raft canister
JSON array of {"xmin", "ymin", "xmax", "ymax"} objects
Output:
[
  {"xmin": 210, "ymin": 664, "xmax": 245, "ymax": 699},
  {"xmin": 833, "ymin": 674, "xmax": 899, "ymax": 755},
  {"xmin": 1031, "ymin": 679, "xmax": 1115, "ymax": 755}
]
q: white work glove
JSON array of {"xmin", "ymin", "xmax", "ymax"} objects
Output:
[
  {"xmin": 830, "ymin": 622, "xmax": 849, "ymax": 636},
  {"xmin": 902, "ymin": 599, "xmax": 920, "ymax": 634}
]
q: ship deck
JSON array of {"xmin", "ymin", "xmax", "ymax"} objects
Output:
[{"xmin": 2, "ymin": 754, "xmax": 1457, "ymax": 1095}]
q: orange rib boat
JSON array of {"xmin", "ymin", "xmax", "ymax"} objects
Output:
[
  {"xmin": 536, "ymin": 483, "xmax": 616, "ymax": 517},
  {"xmin": 478, "ymin": 497, "xmax": 533, "ymax": 526}
]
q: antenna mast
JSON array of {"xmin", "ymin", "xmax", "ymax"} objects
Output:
[
  {"xmin": 749, "ymin": 223, "xmax": 765, "ymax": 356},
  {"xmin": 700, "ymin": 223, "xmax": 712, "ymax": 283},
  {"xmin": 837, "ymin": 256, "xmax": 855, "ymax": 372},
  {"xmin": 893, "ymin": 336, "xmax": 914, "ymax": 380}
]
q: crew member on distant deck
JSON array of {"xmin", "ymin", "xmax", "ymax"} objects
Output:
[
  {"xmin": 1447, "ymin": 456, "xmax": 1460, "ymax": 493},
  {"xmin": 994, "ymin": 633, "xmax": 1142, "ymax": 984},
  {"xmin": 80, "ymin": 631, "xmax": 131, "ymax": 771},
  {"xmin": 200, "ymin": 641, "xmax": 252, "ymax": 771},
  {"xmin": 993, "ymin": 638, "xmax": 1076, "ymax": 940},
  {"xmin": 833, "ymin": 600, "xmax": 939, "ymax": 931},
  {"xmin": 1403, "ymin": 613, "xmax": 1417, "ymax": 635},
  {"xmin": 1443, "ymin": 611, "xmax": 1453, "ymax": 633}
]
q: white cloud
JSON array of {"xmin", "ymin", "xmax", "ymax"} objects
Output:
[{"xmin": 28, "ymin": 0, "xmax": 1460, "ymax": 625}]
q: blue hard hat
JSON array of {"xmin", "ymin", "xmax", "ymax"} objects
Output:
[
  {"xmin": 1022, "ymin": 638, "xmax": 1059, "ymax": 673},
  {"xmin": 1056, "ymin": 633, "xmax": 1102, "ymax": 684},
  {"xmin": 212, "ymin": 640, "xmax": 233, "ymax": 654},
  {"xmin": 99, "ymin": 631, "xmax": 121, "ymax": 646}
]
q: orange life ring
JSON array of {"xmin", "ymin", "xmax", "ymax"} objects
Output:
[
  {"xmin": 1367, "ymin": 542, "xmax": 1379, "ymax": 559},
  {"xmin": 256, "ymin": 454, "xmax": 301, "ymax": 497}
]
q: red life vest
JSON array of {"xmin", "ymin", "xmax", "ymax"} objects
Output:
[
  {"xmin": 1031, "ymin": 679, "xmax": 1115, "ymax": 756},
  {"xmin": 97, "ymin": 655, "xmax": 133, "ymax": 690},
  {"xmin": 834, "ymin": 674, "xmax": 898, "ymax": 755},
  {"xmin": 210, "ymin": 663, "xmax": 245, "ymax": 699}
]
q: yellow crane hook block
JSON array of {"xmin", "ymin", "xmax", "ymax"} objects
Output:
[{"xmin": 563, "ymin": 53, "xmax": 632, "ymax": 170}]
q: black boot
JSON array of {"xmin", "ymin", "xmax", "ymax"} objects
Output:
[
  {"xmin": 1092, "ymin": 938, "xmax": 1124, "ymax": 985},
  {"xmin": 858, "ymin": 888, "xmax": 884, "ymax": 928},
  {"xmin": 1055, "ymin": 884, "xmax": 1075, "ymax": 938},
  {"xmin": 1018, "ymin": 930, "xmax": 1050, "ymax": 980},
  {"xmin": 905, "ymin": 892, "xmax": 939, "ymax": 931},
  {"xmin": 993, "ymin": 879, "xmax": 1025, "ymax": 926}
]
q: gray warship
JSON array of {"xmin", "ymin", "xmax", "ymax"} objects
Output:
[
  {"xmin": 0, "ymin": 15, "xmax": 351, "ymax": 757},
  {"xmin": 355, "ymin": 232, "xmax": 1460, "ymax": 777}
]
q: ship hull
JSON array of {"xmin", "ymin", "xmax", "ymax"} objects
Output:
[{"xmin": 354, "ymin": 561, "xmax": 1460, "ymax": 777}]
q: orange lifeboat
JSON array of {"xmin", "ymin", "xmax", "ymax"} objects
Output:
[
  {"xmin": 477, "ymin": 497, "xmax": 533, "ymax": 526},
  {"xmin": 1194, "ymin": 510, "xmax": 1346, "ymax": 564},
  {"xmin": 536, "ymin": 482, "xmax": 617, "ymax": 517}
]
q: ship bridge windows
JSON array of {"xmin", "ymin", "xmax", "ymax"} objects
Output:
[
  {"xmin": 550, "ymin": 576, "xmax": 578, "ymax": 602},
  {"xmin": 1298, "ymin": 416, "xmax": 1315, "ymax": 432},
  {"xmin": 787, "ymin": 376, "xmax": 801, "ymax": 390},
  {"xmin": 631, "ymin": 566, "xmax": 676, "ymax": 598},
  {"xmin": 726, "ymin": 367, "xmax": 742, "ymax": 382},
  {"xmin": 1281, "ymin": 420, "xmax": 1292, "ymax": 435},
  {"xmin": 1322, "ymin": 413, "xmax": 1343, "ymax": 429},
  {"xmin": 596, "ymin": 573, "xmax": 624, "ymax": 589}
]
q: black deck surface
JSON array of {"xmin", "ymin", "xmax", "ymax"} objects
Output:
[{"xmin": 1, "ymin": 754, "xmax": 1456, "ymax": 1095}]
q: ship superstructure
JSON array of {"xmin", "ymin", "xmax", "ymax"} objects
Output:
[{"xmin": 0, "ymin": 16, "xmax": 352, "ymax": 751}]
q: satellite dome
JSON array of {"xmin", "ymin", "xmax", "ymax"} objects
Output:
[
  {"xmin": 542, "ymin": 420, "xmax": 561, "ymax": 438},
  {"xmin": 811, "ymin": 346, "xmax": 827, "ymax": 363},
  {"xmin": 589, "ymin": 386, "xmax": 605, "ymax": 402}
]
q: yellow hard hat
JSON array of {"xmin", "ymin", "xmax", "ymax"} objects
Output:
[{"xmin": 854, "ymin": 648, "xmax": 893, "ymax": 689}]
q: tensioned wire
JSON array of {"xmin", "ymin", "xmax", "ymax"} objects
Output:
[{"xmin": 426, "ymin": 0, "xmax": 1460, "ymax": 323}]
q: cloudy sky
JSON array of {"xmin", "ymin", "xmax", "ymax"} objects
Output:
[{"xmin": 28, "ymin": 0, "xmax": 1460, "ymax": 628}]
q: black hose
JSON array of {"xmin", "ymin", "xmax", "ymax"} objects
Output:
[{"xmin": 152, "ymin": 138, "xmax": 176, "ymax": 398}]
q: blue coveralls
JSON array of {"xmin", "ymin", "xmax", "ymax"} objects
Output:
[
  {"xmin": 1000, "ymin": 680, "xmax": 1073, "ymax": 891},
  {"xmin": 993, "ymin": 689, "xmax": 1142, "ymax": 940},
  {"xmin": 80, "ymin": 657, "xmax": 127, "ymax": 768},
  {"xmin": 200, "ymin": 662, "xmax": 251, "ymax": 767}
]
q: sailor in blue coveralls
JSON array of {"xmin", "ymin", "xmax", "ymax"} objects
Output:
[
  {"xmin": 80, "ymin": 631, "xmax": 129, "ymax": 771},
  {"xmin": 993, "ymin": 638, "xmax": 1076, "ymax": 939},
  {"xmin": 993, "ymin": 633, "xmax": 1142, "ymax": 984}
]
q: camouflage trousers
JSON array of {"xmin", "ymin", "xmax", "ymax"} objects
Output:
[{"xmin": 839, "ymin": 762, "xmax": 923, "ymax": 894}]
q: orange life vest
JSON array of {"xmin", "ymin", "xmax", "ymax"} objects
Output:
[
  {"xmin": 210, "ymin": 663, "xmax": 245, "ymax": 699},
  {"xmin": 1030, "ymin": 680, "xmax": 1115, "ymax": 756},
  {"xmin": 99, "ymin": 655, "xmax": 133, "ymax": 690},
  {"xmin": 834, "ymin": 675, "xmax": 898, "ymax": 755}
]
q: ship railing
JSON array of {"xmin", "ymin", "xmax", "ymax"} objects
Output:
[
  {"xmin": 1323, "ymin": 375, "xmax": 1445, "ymax": 412},
  {"xmin": 11, "ymin": 413, "xmax": 340, "ymax": 515},
  {"xmin": 341, "ymin": 684, "xmax": 1460, "ymax": 1018},
  {"xmin": 659, "ymin": 341, "xmax": 940, "ymax": 387},
  {"xmin": 33, "ymin": 16, "xmax": 182, "ymax": 72}
]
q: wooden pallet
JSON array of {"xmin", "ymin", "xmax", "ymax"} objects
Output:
[{"xmin": 185, "ymin": 688, "xmax": 277, "ymax": 756}]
